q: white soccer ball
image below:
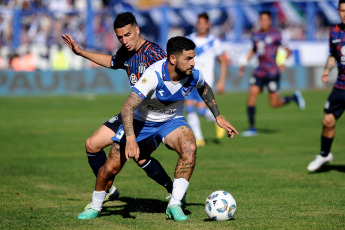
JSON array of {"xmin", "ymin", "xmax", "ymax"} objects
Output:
[{"xmin": 205, "ymin": 190, "xmax": 237, "ymax": 221}]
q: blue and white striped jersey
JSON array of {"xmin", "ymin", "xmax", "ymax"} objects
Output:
[{"xmin": 132, "ymin": 59, "xmax": 205, "ymax": 122}]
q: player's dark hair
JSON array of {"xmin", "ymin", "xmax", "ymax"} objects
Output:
[
  {"xmin": 167, "ymin": 36, "xmax": 196, "ymax": 57},
  {"xmin": 113, "ymin": 12, "xmax": 137, "ymax": 29},
  {"xmin": 339, "ymin": 0, "xmax": 345, "ymax": 8},
  {"xmin": 198, "ymin": 12, "xmax": 209, "ymax": 21},
  {"xmin": 259, "ymin": 11, "xmax": 271, "ymax": 18}
]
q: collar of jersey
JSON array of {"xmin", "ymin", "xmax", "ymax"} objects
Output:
[{"xmin": 162, "ymin": 60, "xmax": 171, "ymax": 81}]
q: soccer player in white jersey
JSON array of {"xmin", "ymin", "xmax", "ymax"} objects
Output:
[
  {"xmin": 77, "ymin": 36, "xmax": 238, "ymax": 221},
  {"xmin": 185, "ymin": 12, "xmax": 229, "ymax": 146}
]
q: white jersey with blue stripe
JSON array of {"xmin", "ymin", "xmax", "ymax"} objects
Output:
[
  {"xmin": 187, "ymin": 33, "xmax": 224, "ymax": 87},
  {"xmin": 132, "ymin": 59, "xmax": 205, "ymax": 122}
]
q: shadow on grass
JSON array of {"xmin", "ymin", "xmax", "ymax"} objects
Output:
[
  {"xmin": 256, "ymin": 128, "xmax": 280, "ymax": 134},
  {"xmin": 99, "ymin": 197, "xmax": 203, "ymax": 219},
  {"xmin": 311, "ymin": 164, "xmax": 345, "ymax": 173}
]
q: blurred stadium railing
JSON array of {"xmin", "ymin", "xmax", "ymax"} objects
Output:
[{"xmin": 0, "ymin": 0, "xmax": 339, "ymax": 96}]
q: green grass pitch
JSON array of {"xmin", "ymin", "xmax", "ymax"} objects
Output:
[{"xmin": 0, "ymin": 90, "xmax": 344, "ymax": 230}]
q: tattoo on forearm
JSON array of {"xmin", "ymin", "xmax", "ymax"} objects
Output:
[
  {"xmin": 121, "ymin": 92, "xmax": 143, "ymax": 137},
  {"xmin": 325, "ymin": 56, "xmax": 336, "ymax": 71},
  {"xmin": 198, "ymin": 82, "xmax": 220, "ymax": 118}
]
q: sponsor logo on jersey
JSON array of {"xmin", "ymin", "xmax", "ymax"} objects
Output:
[
  {"xmin": 332, "ymin": 39, "xmax": 341, "ymax": 43},
  {"xmin": 138, "ymin": 62, "xmax": 146, "ymax": 74},
  {"xmin": 124, "ymin": 62, "xmax": 129, "ymax": 67},
  {"xmin": 146, "ymin": 104, "xmax": 177, "ymax": 114}
]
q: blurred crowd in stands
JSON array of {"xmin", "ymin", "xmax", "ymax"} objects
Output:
[{"xmin": 0, "ymin": 0, "xmax": 339, "ymax": 71}]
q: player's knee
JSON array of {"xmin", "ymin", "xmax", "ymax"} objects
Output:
[
  {"xmin": 85, "ymin": 137, "xmax": 99, "ymax": 153},
  {"xmin": 197, "ymin": 107, "xmax": 206, "ymax": 116},
  {"xmin": 322, "ymin": 116, "xmax": 335, "ymax": 128},
  {"xmin": 181, "ymin": 139, "xmax": 197, "ymax": 159},
  {"xmin": 185, "ymin": 105, "xmax": 194, "ymax": 114}
]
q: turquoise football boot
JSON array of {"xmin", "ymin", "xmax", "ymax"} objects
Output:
[
  {"xmin": 77, "ymin": 207, "xmax": 99, "ymax": 220},
  {"xmin": 166, "ymin": 204, "xmax": 188, "ymax": 221}
]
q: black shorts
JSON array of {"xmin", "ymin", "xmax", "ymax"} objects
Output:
[
  {"xmin": 103, "ymin": 113, "xmax": 122, "ymax": 132},
  {"xmin": 324, "ymin": 87, "xmax": 345, "ymax": 119},
  {"xmin": 250, "ymin": 74, "xmax": 280, "ymax": 93}
]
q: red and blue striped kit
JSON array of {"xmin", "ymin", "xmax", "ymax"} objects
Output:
[
  {"xmin": 110, "ymin": 40, "xmax": 167, "ymax": 87},
  {"xmin": 252, "ymin": 28, "xmax": 282, "ymax": 78},
  {"xmin": 329, "ymin": 24, "xmax": 345, "ymax": 90}
]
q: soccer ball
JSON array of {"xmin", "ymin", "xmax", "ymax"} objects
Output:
[{"xmin": 205, "ymin": 190, "xmax": 236, "ymax": 221}]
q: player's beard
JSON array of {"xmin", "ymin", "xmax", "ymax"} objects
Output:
[{"xmin": 176, "ymin": 63, "xmax": 193, "ymax": 79}]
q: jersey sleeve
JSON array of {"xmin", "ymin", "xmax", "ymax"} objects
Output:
[
  {"xmin": 110, "ymin": 46, "xmax": 126, "ymax": 69},
  {"xmin": 329, "ymin": 27, "xmax": 337, "ymax": 58},
  {"xmin": 147, "ymin": 45, "xmax": 167, "ymax": 65},
  {"xmin": 251, "ymin": 32, "xmax": 257, "ymax": 53},
  {"xmin": 132, "ymin": 68, "xmax": 158, "ymax": 99},
  {"xmin": 195, "ymin": 69, "xmax": 205, "ymax": 89}
]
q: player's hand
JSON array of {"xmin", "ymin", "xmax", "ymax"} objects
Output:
[
  {"xmin": 125, "ymin": 135, "xmax": 140, "ymax": 161},
  {"xmin": 61, "ymin": 33, "xmax": 82, "ymax": 55},
  {"xmin": 216, "ymin": 115, "xmax": 239, "ymax": 139},
  {"xmin": 238, "ymin": 65, "xmax": 245, "ymax": 77},
  {"xmin": 215, "ymin": 81, "xmax": 225, "ymax": 94},
  {"xmin": 321, "ymin": 71, "xmax": 329, "ymax": 83}
]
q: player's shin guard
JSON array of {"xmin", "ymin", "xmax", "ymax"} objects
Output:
[
  {"xmin": 168, "ymin": 178, "xmax": 189, "ymax": 207},
  {"xmin": 86, "ymin": 150, "xmax": 107, "ymax": 177},
  {"xmin": 247, "ymin": 106, "xmax": 256, "ymax": 128},
  {"xmin": 321, "ymin": 136, "xmax": 334, "ymax": 157},
  {"xmin": 140, "ymin": 157, "xmax": 173, "ymax": 193}
]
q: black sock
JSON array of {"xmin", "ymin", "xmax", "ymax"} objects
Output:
[
  {"xmin": 247, "ymin": 106, "xmax": 255, "ymax": 128},
  {"xmin": 140, "ymin": 157, "xmax": 173, "ymax": 194},
  {"xmin": 87, "ymin": 150, "xmax": 107, "ymax": 177},
  {"xmin": 282, "ymin": 94, "xmax": 295, "ymax": 105},
  {"xmin": 320, "ymin": 136, "xmax": 333, "ymax": 157}
]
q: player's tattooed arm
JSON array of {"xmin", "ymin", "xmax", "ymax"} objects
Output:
[
  {"xmin": 325, "ymin": 55, "xmax": 336, "ymax": 72},
  {"xmin": 121, "ymin": 91, "xmax": 143, "ymax": 137},
  {"xmin": 197, "ymin": 82, "xmax": 220, "ymax": 118}
]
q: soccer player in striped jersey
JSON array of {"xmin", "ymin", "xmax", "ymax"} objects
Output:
[
  {"xmin": 238, "ymin": 11, "xmax": 306, "ymax": 137},
  {"xmin": 307, "ymin": 0, "xmax": 345, "ymax": 172},
  {"xmin": 62, "ymin": 12, "xmax": 172, "ymax": 207},
  {"xmin": 185, "ymin": 12, "xmax": 228, "ymax": 146},
  {"xmin": 77, "ymin": 36, "xmax": 238, "ymax": 221}
]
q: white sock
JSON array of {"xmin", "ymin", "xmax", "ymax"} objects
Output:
[
  {"xmin": 91, "ymin": 191, "xmax": 106, "ymax": 211},
  {"xmin": 168, "ymin": 178, "xmax": 189, "ymax": 207},
  {"xmin": 187, "ymin": 112, "xmax": 204, "ymax": 140},
  {"xmin": 204, "ymin": 109, "xmax": 216, "ymax": 122},
  {"xmin": 107, "ymin": 185, "xmax": 115, "ymax": 194}
]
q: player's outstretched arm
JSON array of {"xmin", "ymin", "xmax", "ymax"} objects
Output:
[
  {"xmin": 121, "ymin": 91, "xmax": 144, "ymax": 161},
  {"xmin": 322, "ymin": 56, "xmax": 336, "ymax": 83},
  {"xmin": 197, "ymin": 82, "xmax": 239, "ymax": 138},
  {"xmin": 215, "ymin": 53, "xmax": 228, "ymax": 94},
  {"xmin": 238, "ymin": 49, "xmax": 255, "ymax": 77},
  {"xmin": 61, "ymin": 33, "xmax": 112, "ymax": 68}
]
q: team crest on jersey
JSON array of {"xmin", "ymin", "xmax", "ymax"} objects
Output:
[
  {"xmin": 182, "ymin": 86, "xmax": 193, "ymax": 97},
  {"xmin": 138, "ymin": 62, "xmax": 146, "ymax": 74},
  {"xmin": 130, "ymin": 73, "xmax": 138, "ymax": 85}
]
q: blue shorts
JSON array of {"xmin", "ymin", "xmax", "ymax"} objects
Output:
[
  {"xmin": 186, "ymin": 88, "xmax": 203, "ymax": 103},
  {"xmin": 111, "ymin": 117, "xmax": 190, "ymax": 146},
  {"xmin": 324, "ymin": 87, "xmax": 345, "ymax": 119},
  {"xmin": 103, "ymin": 113, "xmax": 122, "ymax": 132},
  {"xmin": 250, "ymin": 74, "xmax": 280, "ymax": 93}
]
